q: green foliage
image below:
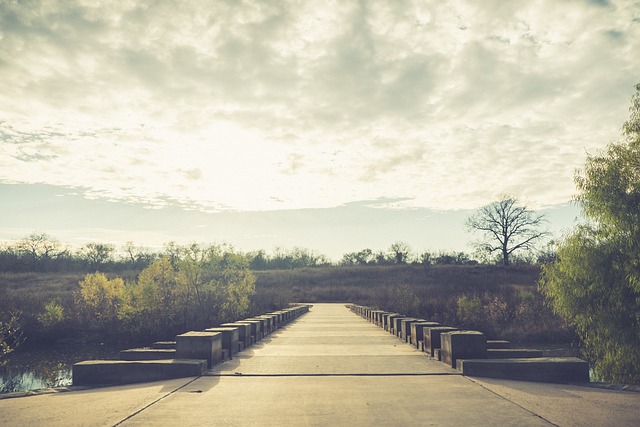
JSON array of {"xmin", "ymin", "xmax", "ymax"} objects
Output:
[
  {"xmin": 80, "ymin": 244, "xmax": 258, "ymax": 339},
  {"xmin": 77, "ymin": 272, "xmax": 125, "ymax": 330},
  {"xmin": 390, "ymin": 284, "xmax": 419, "ymax": 315},
  {"xmin": 541, "ymin": 84, "xmax": 640, "ymax": 384},
  {"xmin": 80, "ymin": 243, "xmax": 115, "ymax": 269},
  {"xmin": 456, "ymin": 295, "xmax": 483, "ymax": 328},
  {"xmin": 120, "ymin": 257, "xmax": 186, "ymax": 335},
  {"xmin": 38, "ymin": 299, "xmax": 65, "ymax": 328},
  {"xmin": 1, "ymin": 313, "xmax": 25, "ymax": 365}
]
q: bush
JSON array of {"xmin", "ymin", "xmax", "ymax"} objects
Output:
[
  {"xmin": 37, "ymin": 300, "xmax": 65, "ymax": 328},
  {"xmin": 456, "ymin": 295, "xmax": 483, "ymax": 329}
]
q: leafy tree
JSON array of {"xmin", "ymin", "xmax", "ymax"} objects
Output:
[
  {"xmin": 216, "ymin": 251, "xmax": 256, "ymax": 320},
  {"xmin": 388, "ymin": 241, "xmax": 412, "ymax": 264},
  {"xmin": 121, "ymin": 256, "xmax": 187, "ymax": 335},
  {"xmin": 248, "ymin": 249, "xmax": 269, "ymax": 270},
  {"xmin": 120, "ymin": 244, "xmax": 256, "ymax": 336},
  {"xmin": 77, "ymin": 272, "xmax": 125, "ymax": 330},
  {"xmin": 374, "ymin": 250, "xmax": 392, "ymax": 265},
  {"xmin": 81, "ymin": 242, "xmax": 115, "ymax": 269},
  {"xmin": 341, "ymin": 248, "xmax": 375, "ymax": 266},
  {"xmin": 541, "ymin": 84, "xmax": 640, "ymax": 384},
  {"xmin": 467, "ymin": 196, "xmax": 549, "ymax": 266},
  {"xmin": 433, "ymin": 251, "xmax": 471, "ymax": 265}
]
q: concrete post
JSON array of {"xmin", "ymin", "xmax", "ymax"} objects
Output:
[
  {"xmin": 424, "ymin": 326, "xmax": 458, "ymax": 357},
  {"xmin": 410, "ymin": 322, "xmax": 440, "ymax": 349},
  {"xmin": 440, "ymin": 330, "xmax": 487, "ymax": 369},
  {"xmin": 204, "ymin": 327, "xmax": 240, "ymax": 357},
  {"xmin": 175, "ymin": 331, "xmax": 223, "ymax": 368}
]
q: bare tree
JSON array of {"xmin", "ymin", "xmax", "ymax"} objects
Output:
[
  {"xmin": 17, "ymin": 232, "xmax": 66, "ymax": 271},
  {"xmin": 467, "ymin": 196, "xmax": 549, "ymax": 266}
]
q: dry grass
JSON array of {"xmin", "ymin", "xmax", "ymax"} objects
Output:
[
  {"xmin": 253, "ymin": 264, "xmax": 574, "ymax": 343},
  {"xmin": 1, "ymin": 265, "xmax": 574, "ymax": 345}
]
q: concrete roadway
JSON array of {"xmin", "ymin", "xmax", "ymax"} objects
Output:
[{"xmin": 1, "ymin": 303, "xmax": 639, "ymax": 426}]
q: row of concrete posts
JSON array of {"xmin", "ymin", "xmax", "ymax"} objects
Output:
[
  {"xmin": 72, "ymin": 304, "xmax": 311, "ymax": 386},
  {"xmin": 349, "ymin": 305, "xmax": 590, "ymax": 383}
]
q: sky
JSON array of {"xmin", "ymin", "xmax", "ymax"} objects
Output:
[{"xmin": 1, "ymin": 0, "xmax": 638, "ymax": 260}]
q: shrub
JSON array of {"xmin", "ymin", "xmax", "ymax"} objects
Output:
[
  {"xmin": 38, "ymin": 299, "xmax": 65, "ymax": 328},
  {"xmin": 456, "ymin": 295, "xmax": 483, "ymax": 329}
]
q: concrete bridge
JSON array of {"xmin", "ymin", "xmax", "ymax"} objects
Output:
[{"xmin": 1, "ymin": 303, "xmax": 639, "ymax": 426}]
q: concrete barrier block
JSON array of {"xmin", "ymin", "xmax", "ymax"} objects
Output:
[
  {"xmin": 221, "ymin": 322, "xmax": 252, "ymax": 348},
  {"xmin": 441, "ymin": 331, "xmax": 487, "ymax": 368},
  {"xmin": 175, "ymin": 331, "xmax": 222, "ymax": 368},
  {"xmin": 119, "ymin": 348, "xmax": 177, "ymax": 360},
  {"xmin": 377, "ymin": 312, "xmax": 391, "ymax": 328},
  {"xmin": 383, "ymin": 313, "xmax": 400, "ymax": 331},
  {"xmin": 457, "ymin": 357, "xmax": 590, "ymax": 383},
  {"xmin": 486, "ymin": 349, "xmax": 544, "ymax": 359},
  {"xmin": 204, "ymin": 327, "xmax": 240, "ymax": 356},
  {"xmin": 72, "ymin": 359, "xmax": 207, "ymax": 386},
  {"xmin": 486, "ymin": 340, "xmax": 511, "ymax": 349},
  {"xmin": 434, "ymin": 349, "xmax": 442, "ymax": 361},
  {"xmin": 152, "ymin": 341, "xmax": 176, "ymax": 349},
  {"xmin": 240, "ymin": 319, "xmax": 261, "ymax": 342},
  {"xmin": 398, "ymin": 318, "xmax": 420, "ymax": 341},
  {"xmin": 410, "ymin": 322, "xmax": 441, "ymax": 348},
  {"xmin": 424, "ymin": 326, "xmax": 458, "ymax": 357},
  {"xmin": 392, "ymin": 316, "xmax": 407, "ymax": 336}
]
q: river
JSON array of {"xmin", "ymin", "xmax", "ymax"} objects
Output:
[{"xmin": 1, "ymin": 342, "xmax": 121, "ymax": 394}]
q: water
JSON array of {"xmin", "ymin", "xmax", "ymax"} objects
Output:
[{"xmin": 0, "ymin": 342, "xmax": 121, "ymax": 394}]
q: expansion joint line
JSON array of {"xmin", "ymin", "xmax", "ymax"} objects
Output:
[
  {"xmin": 206, "ymin": 372, "xmax": 459, "ymax": 377},
  {"xmin": 465, "ymin": 377, "xmax": 560, "ymax": 427},
  {"xmin": 112, "ymin": 376, "xmax": 203, "ymax": 426}
]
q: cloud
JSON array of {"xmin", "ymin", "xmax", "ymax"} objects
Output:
[{"xmin": 0, "ymin": 0, "xmax": 639, "ymax": 212}]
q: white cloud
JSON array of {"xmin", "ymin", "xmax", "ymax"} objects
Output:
[{"xmin": 1, "ymin": 0, "xmax": 639, "ymax": 212}]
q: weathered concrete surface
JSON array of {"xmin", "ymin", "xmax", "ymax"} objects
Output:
[
  {"xmin": 1, "ymin": 303, "xmax": 639, "ymax": 426},
  {"xmin": 470, "ymin": 376, "xmax": 640, "ymax": 427},
  {"xmin": 0, "ymin": 378, "xmax": 198, "ymax": 426}
]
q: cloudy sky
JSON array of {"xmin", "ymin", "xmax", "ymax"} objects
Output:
[{"xmin": 1, "ymin": 0, "xmax": 638, "ymax": 259}]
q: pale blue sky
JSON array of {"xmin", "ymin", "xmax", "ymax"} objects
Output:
[
  {"xmin": 0, "ymin": 1, "xmax": 637, "ymax": 260},
  {"xmin": 0, "ymin": 183, "xmax": 580, "ymax": 260}
]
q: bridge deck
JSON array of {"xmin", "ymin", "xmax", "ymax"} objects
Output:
[{"xmin": 1, "ymin": 303, "xmax": 640, "ymax": 426}]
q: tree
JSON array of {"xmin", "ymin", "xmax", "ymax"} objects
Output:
[
  {"xmin": 541, "ymin": 84, "xmax": 640, "ymax": 384},
  {"xmin": 123, "ymin": 241, "xmax": 155, "ymax": 269},
  {"xmin": 77, "ymin": 272, "xmax": 124, "ymax": 330},
  {"xmin": 341, "ymin": 248, "xmax": 375, "ymax": 266},
  {"xmin": 81, "ymin": 242, "xmax": 115, "ymax": 270},
  {"xmin": 388, "ymin": 241, "xmax": 412, "ymax": 264},
  {"xmin": 467, "ymin": 197, "xmax": 549, "ymax": 266},
  {"xmin": 17, "ymin": 232, "xmax": 66, "ymax": 271}
]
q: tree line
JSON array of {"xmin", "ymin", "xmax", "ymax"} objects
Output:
[{"xmin": 0, "ymin": 232, "xmax": 552, "ymax": 274}]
